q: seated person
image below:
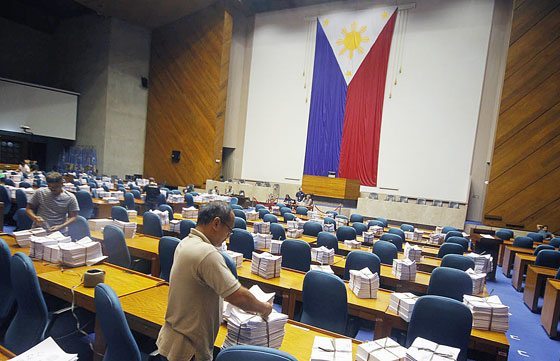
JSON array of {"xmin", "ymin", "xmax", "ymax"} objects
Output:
[
  {"xmin": 210, "ymin": 186, "xmax": 220, "ymax": 195},
  {"xmin": 145, "ymin": 180, "xmax": 161, "ymax": 210},
  {"xmin": 225, "ymin": 185, "xmax": 234, "ymax": 195},
  {"xmin": 304, "ymin": 194, "xmax": 313, "ymax": 207},
  {"xmin": 284, "ymin": 194, "xmax": 293, "ymax": 204},
  {"xmin": 537, "ymin": 225, "xmax": 554, "ymax": 240},
  {"xmin": 296, "ymin": 187, "xmax": 305, "ymax": 202}
]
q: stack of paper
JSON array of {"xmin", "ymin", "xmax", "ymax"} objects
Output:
[
  {"xmin": 170, "ymin": 219, "xmax": 181, "ymax": 233},
  {"xmin": 271, "ymin": 206, "xmax": 281, "ymax": 215},
  {"xmin": 311, "ymin": 246, "xmax": 335, "ymax": 265},
  {"xmin": 463, "ymin": 295, "xmax": 509, "ymax": 332},
  {"xmin": 362, "ymin": 231, "xmax": 375, "ymax": 246},
  {"xmin": 181, "ymin": 207, "xmax": 198, "ymax": 219},
  {"xmin": 310, "ymin": 265, "xmax": 335, "ymax": 274},
  {"xmin": 223, "ymin": 285, "xmax": 274, "ymax": 321},
  {"xmin": 392, "ymin": 259, "xmax": 417, "ymax": 281},
  {"xmin": 296, "ymin": 219, "xmax": 306, "ymax": 229},
  {"xmin": 287, "ymin": 220, "xmax": 298, "ymax": 229},
  {"xmin": 226, "ymin": 250, "xmax": 243, "ymax": 268},
  {"xmin": 466, "ymin": 268, "xmax": 486, "ymax": 295},
  {"xmin": 323, "ymin": 223, "xmax": 335, "ymax": 233},
  {"xmin": 465, "ymin": 253, "xmax": 493, "ymax": 274},
  {"xmin": 435, "ymin": 226, "xmax": 443, "ymax": 233},
  {"xmin": 110, "ymin": 191, "xmax": 124, "ymax": 199},
  {"xmin": 97, "ymin": 190, "xmax": 111, "ymax": 198},
  {"xmin": 307, "ymin": 211, "xmax": 318, "ymax": 219},
  {"xmin": 369, "ymin": 226, "xmax": 384, "ymax": 237},
  {"xmin": 251, "ymin": 252, "xmax": 281, "ymax": 279},
  {"xmin": 309, "ymin": 219, "xmax": 324, "ymax": 226},
  {"xmin": 404, "ymin": 231, "xmax": 414, "ymax": 240},
  {"xmin": 356, "ymin": 337, "xmax": 408, "ymax": 361},
  {"xmin": 59, "ymin": 237, "xmax": 106, "ymax": 267},
  {"xmin": 286, "ymin": 228, "xmax": 303, "ymax": 238},
  {"xmin": 127, "ymin": 209, "xmax": 137, "ymax": 218},
  {"xmin": 150, "ymin": 209, "xmax": 169, "ymax": 225},
  {"xmin": 78, "ymin": 185, "xmax": 90, "ymax": 192},
  {"xmin": 344, "ymin": 239, "xmax": 361, "ymax": 249},
  {"xmin": 29, "ymin": 232, "xmax": 71, "ymax": 260},
  {"xmin": 168, "ymin": 194, "xmax": 184, "ymax": 203},
  {"xmin": 389, "ymin": 293, "xmax": 419, "ymax": 322},
  {"xmin": 349, "ymin": 267, "xmax": 379, "ymax": 299},
  {"xmin": 270, "ymin": 240, "xmax": 283, "ymax": 254},
  {"xmin": 87, "ymin": 218, "xmax": 113, "ymax": 232},
  {"xmin": 428, "ymin": 233, "xmax": 445, "ymax": 245},
  {"xmin": 9, "ymin": 337, "xmax": 78, "ymax": 361},
  {"xmin": 246, "ymin": 211, "xmax": 259, "ymax": 221},
  {"xmin": 253, "ymin": 221, "xmax": 271, "ymax": 234},
  {"xmin": 112, "ymin": 220, "xmax": 137, "ymax": 238},
  {"xmin": 413, "ymin": 229, "xmax": 424, "ymax": 241},
  {"xmin": 310, "ymin": 337, "xmax": 352, "ymax": 361},
  {"xmin": 404, "ymin": 243, "xmax": 422, "ymax": 263},
  {"xmin": 335, "ymin": 218, "xmax": 348, "ymax": 228},
  {"xmin": 103, "ymin": 196, "xmax": 120, "ymax": 204},
  {"xmin": 223, "ymin": 307, "xmax": 288, "ymax": 349},
  {"xmin": 406, "ymin": 337, "xmax": 460, "ymax": 361},
  {"xmin": 13, "ymin": 228, "xmax": 47, "ymax": 247},
  {"xmin": 252, "ymin": 233, "xmax": 272, "ymax": 251}
]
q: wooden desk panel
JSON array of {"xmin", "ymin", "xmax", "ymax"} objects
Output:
[
  {"xmin": 502, "ymin": 246, "xmax": 534, "ymax": 277},
  {"xmin": 523, "ymin": 265, "xmax": 558, "ymax": 313},
  {"xmin": 4, "ymin": 235, "xmax": 66, "ymax": 274},
  {"xmin": 302, "ymin": 175, "xmax": 360, "ymax": 200},
  {"xmin": 541, "ymin": 279, "xmax": 560, "ymax": 338},
  {"xmin": 0, "ymin": 344, "xmax": 15, "ymax": 360},
  {"xmin": 511, "ymin": 253, "xmax": 536, "ymax": 292}
]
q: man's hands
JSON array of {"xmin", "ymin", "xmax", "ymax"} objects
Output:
[
  {"xmin": 34, "ymin": 215, "xmax": 46, "ymax": 226},
  {"xmin": 48, "ymin": 224, "xmax": 63, "ymax": 232},
  {"xmin": 260, "ymin": 301, "xmax": 273, "ymax": 319}
]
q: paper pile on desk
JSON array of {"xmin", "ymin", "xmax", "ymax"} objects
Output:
[
  {"xmin": 181, "ymin": 206, "xmax": 198, "ymax": 219},
  {"xmin": 110, "ymin": 191, "xmax": 124, "ymax": 199},
  {"xmin": 78, "ymin": 185, "xmax": 90, "ymax": 193},
  {"xmin": 466, "ymin": 268, "xmax": 486, "ymax": 295},
  {"xmin": 223, "ymin": 307, "xmax": 288, "ymax": 349},
  {"xmin": 323, "ymin": 223, "xmax": 335, "ymax": 233},
  {"xmin": 13, "ymin": 228, "xmax": 47, "ymax": 247},
  {"xmin": 286, "ymin": 228, "xmax": 303, "ymax": 238},
  {"xmin": 428, "ymin": 233, "xmax": 445, "ymax": 245},
  {"xmin": 272, "ymin": 206, "xmax": 281, "ymax": 215},
  {"xmin": 103, "ymin": 196, "xmax": 119, "ymax": 204},
  {"xmin": 127, "ymin": 209, "xmax": 137, "ymax": 218},
  {"xmin": 392, "ymin": 259, "xmax": 417, "ymax": 281},
  {"xmin": 167, "ymin": 194, "xmax": 183, "ymax": 203},
  {"xmin": 369, "ymin": 226, "xmax": 384, "ymax": 237},
  {"xmin": 309, "ymin": 218, "xmax": 324, "ymax": 226},
  {"xmin": 270, "ymin": 240, "xmax": 283, "ymax": 254},
  {"xmin": 170, "ymin": 219, "xmax": 181, "ymax": 233},
  {"xmin": 363, "ymin": 231, "xmax": 375, "ymax": 245},
  {"xmin": 349, "ymin": 267, "xmax": 379, "ymax": 299},
  {"xmin": 435, "ymin": 226, "xmax": 443, "ymax": 233},
  {"xmin": 356, "ymin": 337, "xmax": 407, "ymax": 361},
  {"xmin": 296, "ymin": 219, "xmax": 306, "ymax": 229},
  {"xmin": 335, "ymin": 218, "xmax": 348, "ymax": 228},
  {"xmin": 87, "ymin": 218, "xmax": 113, "ymax": 232},
  {"xmin": 96, "ymin": 190, "xmax": 111, "ymax": 199},
  {"xmin": 404, "ymin": 231, "xmax": 414, "ymax": 240},
  {"xmin": 308, "ymin": 211, "xmax": 318, "ymax": 219},
  {"xmin": 226, "ymin": 250, "xmax": 243, "ymax": 268},
  {"xmin": 223, "ymin": 285, "xmax": 274, "ymax": 321},
  {"xmin": 344, "ymin": 239, "xmax": 361, "ymax": 249},
  {"xmin": 389, "ymin": 293, "xmax": 419, "ymax": 322},
  {"xmin": 413, "ymin": 229, "xmax": 424, "ymax": 241},
  {"xmin": 58, "ymin": 237, "xmax": 106, "ymax": 267},
  {"xmin": 310, "ymin": 337, "xmax": 352, "ymax": 361},
  {"xmin": 465, "ymin": 253, "xmax": 493, "ymax": 274},
  {"xmin": 463, "ymin": 295, "xmax": 509, "ymax": 332},
  {"xmin": 251, "ymin": 252, "xmax": 281, "ymax": 279},
  {"xmin": 30, "ymin": 232, "xmax": 71, "ymax": 260},
  {"xmin": 253, "ymin": 221, "xmax": 271, "ymax": 234},
  {"xmin": 406, "ymin": 337, "xmax": 460, "ymax": 361},
  {"xmin": 287, "ymin": 220, "xmax": 298, "ymax": 229},
  {"xmin": 404, "ymin": 243, "xmax": 422, "ymax": 263},
  {"xmin": 150, "ymin": 209, "xmax": 169, "ymax": 225},
  {"xmin": 252, "ymin": 233, "xmax": 272, "ymax": 250},
  {"xmin": 10, "ymin": 337, "xmax": 77, "ymax": 361},
  {"xmin": 311, "ymin": 265, "xmax": 334, "ymax": 274},
  {"xmin": 112, "ymin": 220, "xmax": 137, "ymax": 238},
  {"xmin": 246, "ymin": 210, "xmax": 259, "ymax": 221},
  {"xmin": 311, "ymin": 246, "xmax": 335, "ymax": 265}
]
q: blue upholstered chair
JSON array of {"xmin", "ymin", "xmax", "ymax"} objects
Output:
[
  {"xmin": 349, "ymin": 214, "xmax": 364, "ymax": 223},
  {"xmin": 374, "ymin": 217, "xmax": 388, "ymax": 227},
  {"xmin": 442, "ymin": 226, "xmax": 459, "ymax": 234},
  {"xmin": 111, "ymin": 206, "xmax": 129, "ymax": 222},
  {"xmin": 234, "ymin": 217, "xmax": 247, "ymax": 230},
  {"xmin": 131, "ymin": 189, "xmax": 141, "ymax": 199},
  {"xmin": 380, "ymin": 233, "xmax": 403, "ymax": 252},
  {"xmin": 13, "ymin": 208, "xmax": 32, "ymax": 231},
  {"xmin": 427, "ymin": 267, "xmax": 472, "ymax": 301},
  {"xmin": 373, "ymin": 241, "xmax": 398, "ymax": 265},
  {"xmin": 15, "ymin": 189, "xmax": 27, "ymax": 209},
  {"xmin": 280, "ymin": 207, "xmax": 292, "ymax": 217},
  {"xmin": 3, "ymin": 179, "xmax": 15, "ymax": 187},
  {"xmin": 94, "ymin": 284, "xmax": 142, "ymax": 361},
  {"xmin": 534, "ymin": 244, "xmax": 555, "ymax": 256},
  {"xmin": 156, "ymin": 193, "xmax": 166, "ymax": 206},
  {"xmin": 19, "ymin": 181, "xmax": 31, "ymax": 189},
  {"xmin": 303, "ymin": 222, "xmax": 322, "ymax": 237},
  {"xmin": 326, "ymin": 210, "xmax": 338, "ymax": 218},
  {"xmin": 437, "ymin": 243, "xmax": 464, "ymax": 258},
  {"xmin": 123, "ymin": 192, "xmax": 136, "ymax": 210},
  {"xmin": 216, "ymin": 345, "xmax": 297, "ymax": 361},
  {"xmin": 283, "ymin": 213, "xmax": 296, "ymax": 222},
  {"xmin": 263, "ymin": 214, "xmax": 279, "ymax": 223},
  {"xmin": 513, "ymin": 236, "xmax": 533, "ymax": 249},
  {"xmin": 0, "ymin": 239, "xmax": 15, "ymax": 339},
  {"xmin": 388, "ymin": 228, "xmax": 406, "ymax": 245},
  {"xmin": 336, "ymin": 226, "xmax": 356, "ymax": 242},
  {"xmin": 76, "ymin": 190, "xmax": 94, "ymax": 219},
  {"xmin": 231, "ymin": 204, "xmax": 243, "ymax": 210},
  {"xmin": 233, "ymin": 209, "xmax": 246, "ymax": 220},
  {"xmin": 270, "ymin": 223, "xmax": 286, "ymax": 240},
  {"xmin": 367, "ymin": 220, "xmax": 385, "ymax": 228},
  {"xmin": 255, "ymin": 204, "xmax": 265, "ymax": 211},
  {"xmin": 143, "ymin": 212, "xmax": 163, "ymax": 238},
  {"xmin": 221, "ymin": 251, "xmax": 238, "ymax": 279},
  {"xmin": 526, "ymin": 232, "xmax": 544, "ymax": 243},
  {"xmin": 535, "ymin": 250, "xmax": 560, "ymax": 269},
  {"xmin": 441, "ymin": 254, "xmax": 475, "ymax": 272},
  {"xmin": 258, "ymin": 208, "xmax": 270, "ymax": 219},
  {"xmin": 68, "ymin": 216, "xmax": 91, "ymax": 241},
  {"xmin": 407, "ymin": 296, "xmax": 472, "ymax": 361},
  {"xmin": 103, "ymin": 225, "xmax": 131, "ymax": 268},
  {"xmin": 549, "ymin": 238, "xmax": 560, "ymax": 248},
  {"xmin": 296, "ymin": 206, "xmax": 308, "ymax": 215},
  {"xmin": 317, "ymin": 232, "xmax": 338, "ymax": 252},
  {"xmin": 495, "ymin": 229, "xmax": 514, "ymax": 241},
  {"xmin": 445, "ymin": 236, "xmax": 469, "ymax": 252},
  {"xmin": 400, "ymin": 223, "xmax": 414, "ymax": 232},
  {"xmin": 351, "ymin": 222, "xmax": 368, "ymax": 236},
  {"xmin": 281, "ymin": 240, "xmax": 311, "ymax": 272},
  {"xmin": 230, "ymin": 197, "xmax": 239, "ymax": 206},
  {"xmin": 276, "ymin": 202, "xmax": 285, "ymax": 208},
  {"xmin": 323, "ymin": 217, "xmax": 336, "ymax": 229},
  {"xmin": 159, "ymin": 236, "xmax": 180, "ymax": 282},
  {"xmin": 179, "ymin": 220, "xmax": 196, "ymax": 239},
  {"xmin": 444, "ymin": 231, "xmax": 463, "ymax": 241},
  {"xmin": 344, "ymin": 251, "xmax": 381, "ymax": 281},
  {"xmin": 183, "ymin": 193, "xmax": 194, "ymax": 208},
  {"xmin": 230, "ymin": 229, "xmax": 254, "ymax": 259},
  {"xmin": 158, "ymin": 204, "xmax": 174, "ymax": 220}
]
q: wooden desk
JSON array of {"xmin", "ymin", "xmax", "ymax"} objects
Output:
[
  {"xmin": 0, "ymin": 345, "xmax": 15, "ymax": 360},
  {"xmin": 523, "ymin": 265, "xmax": 559, "ymax": 313},
  {"xmin": 302, "ymin": 175, "xmax": 361, "ymax": 200},
  {"xmin": 92, "ymin": 199, "xmax": 117, "ymax": 219},
  {"xmin": 541, "ymin": 279, "xmax": 560, "ymax": 338},
  {"xmin": 511, "ymin": 253, "xmax": 537, "ymax": 291},
  {"xmin": 4, "ymin": 235, "xmax": 62, "ymax": 274},
  {"xmin": 502, "ymin": 246, "xmax": 534, "ymax": 277}
]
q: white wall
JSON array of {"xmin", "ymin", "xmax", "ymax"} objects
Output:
[{"xmin": 240, "ymin": 0, "xmax": 498, "ymax": 202}]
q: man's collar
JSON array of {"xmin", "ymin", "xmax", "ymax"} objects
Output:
[{"xmin": 190, "ymin": 228, "xmax": 213, "ymax": 245}]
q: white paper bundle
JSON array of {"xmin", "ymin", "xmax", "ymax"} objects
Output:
[
  {"xmin": 404, "ymin": 243, "xmax": 422, "ymax": 263},
  {"xmin": 223, "ymin": 285, "xmax": 274, "ymax": 321},
  {"xmin": 136, "ymin": 178, "xmax": 149, "ymax": 186},
  {"xmin": 428, "ymin": 233, "xmax": 445, "ymax": 245},
  {"xmin": 251, "ymin": 252, "xmax": 281, "ymax": 279},
  {"xmin": 435, "ymin": 226, "xmax": 443, "ymax": 233},
  {"xmin": 404, "ymin": 231, "xmax": 414, "ymax": 240},
  {"xmin": 78, "ymin": 185, "xmax": 90, "ymax": 192},
  {"xmin": 167, "ymin": 194, "xmax": 184, "ymax": 203},
  {"xmin": 270, "ymin": 240, "xmax": 283, "ymax": 254},
  {"xmin": 323, "ymin": 223, "xmax": 335, "ymax": 233},
  {"xmin": 29, "ymin": 232, "xmax": 71, "ymax": 260},
  {"xmin": 465, "ymin": 268, "xmax": 486, "ymax": 295},
  {"xmin": 109, "ymin": 191, "xmax": 123, "ymax": 199},
  {"xmin": 369, "ymin": 226, "xmax": 384, "ymax": 237},
  {"xmin": 9, "ymin": 337, "xmax": 78, "ymax": 361},
  {"xmin": 296, "ymin": 219, "xmax": 306, "ymax": 229},
  {"xmin": 223, "ymin": 307, "xmax": 288, "ymax": 349},
  {"xmin": 271, "ymin": 206, "xmax": 281, "ymax": 215},
  {"xmin": 181, "ymin": 206, "xmax": 198, "ymax": 219},
  {"xmin": 226, "ymin": 250, "xmax": 243, "ymax": 268},
  {"xmin": 287, "ymin": 220, "xmax": 298, "ymax": 229},
  {"xmin": 309, "ymin": 218, "xmax": 324, "ymax": 226},
  {"xmin": 97, "ymin": 190, "xmax": 111, "ymax": 198},
  {"xmin": 465, "ymin": 253, "xmax": 493, "ymax": 274},
  {"xmin": 413, "ymin": 229, "xmax": 424, "ymax": 241},
  {"xmin": 246, "ymin": 211, "xmax": 259, "ymax": 221},
  {"xmin": 349, "ymin": 267, "xmax": 379, "ymax": 299},
  {"xmin": 389, "ymin": 292, "xmax": 419, "ymax": 322},
  {"xmin": 286, "ymin": 228, "xmax": 303, "ymax": 238},
  {"xmin": 43, "ymin": 244, "xmax": 62, "ymax": 264},
  {"xmin": 344, "ymin": 239, "xmax": 361, "ymax": 249},
  {"xmin": 252, "ymin": 233, "xmax": 272, "ymax": 251},
  {"xmin": 392, "ymin": 259, "xmax": 417, "ymax": 281},
  {"xmin": 253, "ymin": 222, "xmax": 271, "ymax": 234},
  {"xmin": 170, "ymin": 219, "xmax": 181, "ymax": 233},
  {"xmin": 59, "ymin": 237, "xmax": 106, "ymax": 267},
  {"xmin": 150, "ymin": 209, "xmax": 169, "ymax": 225},
  {"xmin": 463, "ymin": 295, "xmax": 509, "ymax": 332},
  {"xmin": 311, "ymin": 265, "xmax": 335, "ymax": 274},
  {"xmin": 363, "ymin": 231, "xmax": 375, "ymax": 245},
  {"xmin": 87, "ymin": 218, "xmax": 113, "ymax": 232},
  {"xmin": 308, "ymin": 211, "xmax": 318, "ymax": 219},
  {"xmin": 406, "ymin": 337, "xmax": 460, "ymax": 361},
  {"xmin": 112, "ymin": 220, "xmax": 137, "ymax": 238},
  {"xmin": 310, "ymin": 337, "xmax": 352, "ymax": 361},
  {"xmin": 103, "ymin": 196, "xmax": 120, "ymax": 204},
  {"xmin": 13, "ymin": 228, "xmax": 47, "ymax": 247},
  {"xmin": 356, "ymin": 337, "xmax": 408, "ymax": 361},
  {"xmin": 311, "ymin": 246, "xmax": 335, "ymax": 265},
  {"xmin": 126, "ymin": 209, "xmax": 137, "ymax": 218},
  {"xmin": 335, "ymin": 218, "xmax": 348, "ymax": 228}
]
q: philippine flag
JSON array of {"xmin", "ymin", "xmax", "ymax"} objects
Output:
[{"xmin": 303, "ymin": 7, "xmax": 397, "ymax": 187}]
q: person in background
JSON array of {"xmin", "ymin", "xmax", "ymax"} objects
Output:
[
  {"xmin": 156, "ymin": 202, "xmax": 272, "ymax": 361},
  {"xmin": 26, "ymin": 171, "xmax": 79, "ymax": 232},
  {"xmin": 225, "ymin": 184, "xmax": 234, "ymax": 195},
  {"xmin": 284, "ymin": 193, "xmax": 293, "ymax": 204},
  {"xmin": 304, "ymin": 193, "xmax": 314, "ymax": 207},
  {"xmin": 18, "ymin": 161, "xmax": 30, "ymax": 175},
  {"xmin": 537, "ymin": 225, "xmax": 554, "ymax": 240},
  {"xmin": 210, "ymin": 185, "xmax": 220, "ymax": 195},
  {"xmin": 145, "ymin": 178, "xmax": 160, "ymax": 210},
  {"xmin": 296, "ymin": 187, "xmax": 305, "ymax": 202}
]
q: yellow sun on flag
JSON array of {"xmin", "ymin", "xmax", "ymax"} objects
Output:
[{"xmin": 336, "ymin": 21, "xmax": 370, "ymax": 60}]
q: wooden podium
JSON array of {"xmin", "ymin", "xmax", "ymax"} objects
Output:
[{"xmin": 302, "ymin": 175, "xmax": 361, "ymax": 200}]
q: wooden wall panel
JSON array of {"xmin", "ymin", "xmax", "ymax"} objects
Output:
[
  {"xmin": 484, "ymin": 2, "xmax": 560, "ymax": 233},
  {"xmin": 144, "ymin": 4, "xmax": 232, "ymax": 187}
]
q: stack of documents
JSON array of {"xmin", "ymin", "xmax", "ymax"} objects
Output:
[
  {"xmin": 253, "ymin": 221, "xmax": 271, "ymax": 234},
  {"xmin": 127, "ymin": 209, "xmax": 137, "ymax": 218},
  {"xmin": 170, "ymin": 219, "xmax": 181, "ymax": 233},
  {"xmin": 344, "ymin": 239, "xmax": 361, "ymax": 249},
  {"xmin": 310, "ymin": 337, "xmax": 352, "ymax": 361},
  {"xmin": 270, "ymin": 240, "xmax": 283, "ymax": 254},
  {"xmin": 110, "ymin": 191, "xmax": 124, "ymax": 199},
  {"xmin": 287, "ymin": 220, "xmax": 298, "ymax": 229},
  {"xmin": 223, "ymin": 285, "xmax": 274, "ymax": 321},
  {"xmin": 392, "ymin": 259, "xmax": 417, "ymax": 281},
  {"xmin": 181, "ymin": 207, "xmax": 198, "ymax": 219},
  {"xmin": 404, "ymin": 243, "xmax": 422, "ymax": 263},
  {"xmin": 112, "ymin": 220, "xmax": 137, "ymax": 238},
  {"xmin": 252, "ymin": 233, "xmax": 272, "ymax": 250},
  {"xmin": 311, "ymin": 246, "xmax": 335, "ymax": 265},
  {"xmin": 463, "ymin": 295, "xmax": 509, "ymax": 332},
  {"xmin": 78, "ymin": 185, "xmax": 90, "ymax": 192},
  {"xmin": 271, "ymin": 206, "xmax": 281, "ymax": 215},
  {"xmin": 13, "ymin": 228, "xmax": 47, "ymax": 247},
  {"xmin": 307, "ymin": 211, "xmax": 318, "ymax": 219},
  {"xmin": 97, "ymin": 190, "xmax": 111, "ymax": 198},
  {"xmin": 103, "ymin": 196, "xmax": 119, "ymax": 204},
  {"xmin": 246, "ymin": 210, "xmax": 259, "ymax": 221},
  {"xmin": 413, "ymin": 229, "xmax": 424, "ymax": 241},
  {"xmin": 59, "ymin": 237, "xmax": 106, "ymax": 267},
  {"xmin": 389, "ymin": 292, "xmax": 419, "ymax": 322},
  {"xmin": 10, "ymin": 337, "xmax": 78, "ymax": 361},
  {"xmin": 369, "ymin": 226, "xmax": 384, "ymax": 237},
  {"xmin": 286, "ymin": 228, "xmax": 303, "ymax": 238},
  {"xmin": 465, "ymin": 253, "xmax": 493, "ymax": 274},
  {"xmin": 428, "ymin": 233, "xmax": 445, "ymax": 245},
  {"xmin": 309, "ymin": 219, "xmax": 324, "ymax": 226},
  {"xmin": 406, "ymin": 337, "xmax": 460, "ymax": 361},
  {"xmin": 349, "ymin": 267, "xmax": 379, "ymax": 299},
  {"xmin": 150, "ymin": 209, "xmax": 169, "ymax": 225},
  {"xmin": 251, "ymin": 252, "xmax": 282, "ymax": 279},
  {"xmin": 435, "ymin": 226, "xmax": 443, "ymax": 233},
  {"xmin": 356, "ymin": 337, "xmax": 408, "ymax": 361},
  {"xmin": 167, "ymin": 194, "xmax": 184, "ymax": 203},
  {"xmin": 87, "ymin": 218, "xmax": 113, "ymax": 232},
  {"xmin": 404, "ymin": 231, "xmax": 414, "ymax": 240},
  {"xmin": 30, "ymin": 232, "xmax": 71, "ymax": 260},
  {"xmin": 322, "ymin": 223, "xmax": 335, "ymax": 233},
  {"xmin": 362, "ymin": 231, "xmax": 375, "ymax": 245},
  {"xmin": 310, "ymin": 265, "xmax": 335, "ymax": 274},
  {"xmin": 335, "ymin": 218, "xmax": 348, "ymax": 228},
  {"xmin": 466, "ymin": 268, "xmax": 486, "ymax": 295},
  {"xmin": 223, "ymin": 307, "xmax": 288, "ymax": 349},
  {"xmin": 226, "ymin": 250, "xmax": 243, "ymax": 268}
]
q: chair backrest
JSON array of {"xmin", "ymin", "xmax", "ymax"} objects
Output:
[
  {"xmin": 442, "ymin": 226, "xmax": 459, "ymax": 234},
  {"xmin": 335, "ymin": 215, "xmax": 349, "ymax": 221},
  {"xmin": 512, "ymin": 236, "xmax": 533, "ymax": 249},
  {"xmin": 427, "ymin": 267, "xmax": 472, "ymax": 301},
  {"xmin": 444, "ymin": 230, "xmax": 463, "ymax": 241},
  {"xmin": 374, "ymin": 217, "xmax": 388, "ymax": 227},
  {"xmin": 280, "ymin": 207, "xmax": 292, "ymax": 216},
  {"xmin": 400, "ymin": 223, "xmax": 414, "ymax": 232},
  {"xmin": 388, "ymin": 228, "xmax": 406, "ymax": 243},
  {"xmin": 123, "ymin": 192, "xmax": 136, "ymax": 210},
  {"xmin": 76, "ymin": 190, "xmax": 94, "ymax": 219},
  {"xmin": 0, "ymin": 239, "xmax": 15, "ymax": 337},
  {"xmin": 326, "ymin": 211, "xmax": 338, "ymax": 218},
  {"xmin": 556, "ymin": 267, "xmax": 560, "ymax": 280},
  {"xmin": 143, "ymin": 212, "xmax": 163, "ymax": 238},
  {"xmin": 283, "ymin": 213, "xmax": 296, "ymax": 222},
  {"xmin": 270, "ymin": 223, "xmax": 286, "ymax": 240},
  {"xmin": 231, "ymin": 204, "xmax": 243, "ymax": 210},
  {"xmin": 158, "ymin": 204, "xmax": 174, "ymax": 220},
  {"xmin": 373, "ymin": 241, "xmax": 398, "ymax": 265},
  {"xmin": 351, "ymin": 222, "xmax": 368, "ymax": 236},
  {"xmin": 234, "ymin": 217, "xmax": 247, "ymax": 230},
  {"xmin": 15, "ymin": 189, "xmax": 27, "ymax": 209},
  {"xmin": 255, "ymin": 204, "xmax": 265, "ymax": 210},
  {"xmin": 258, "ymin": 208, "xmax": 270, "ymax": 219},
  {"xmin": 380, "ymin": 233, "xmax": 403, "ymax": 252},
  {"xmin": 344, "ymin": 251, "xmax": 381, "ymax": 280},
  {"xmin": 131, "ymin": 189, "xmax": 141, "ymax": 199},
  {"xmin": 336, "ymin": 226, "xmax": 357, "ymax": 241},
  {"xmin": 534, "ymin": 244, "xmax": 555, "ymax": 256},
  {"xmin": 3, "ymin": 179, "xmax": 15, "ymax": 187},
  {"xmin": 349, "ymin": 214, "xmax": 364, "ymax": 223},
  {"xmin": 111, "ymin": 206, "xmax": 129, "ymax": 222},
  {"xmin": 229, "ymin": 229, "xmax": 255, "ymax": 259},
  {"xmin": 526, "ymin": 232, "xmax": 544, "ymax": 243},
  {"xmin": 263, "ymin": 214, "xmax": 278, "ymax": 223},
  {"xmin": 5, "ymin": 253, "xmax": 49, "ymax": 354},
  {"xmin": 437, "ymin": 243, "xmax": 464, "ymax": 258},
  {"xmin": 317, "ymin": 231, "xmax": 338, "ymax": 252},
  {"xmin": 275, "ymin": 202, "xmax": 285, "ymax": 208},
  {"xmin": 68, "ymin": 215, "xmax": 91, "ymax": 241},
  {"xmin": 445, "ymin": 236, "xmax": 469, "ymax": 252},
  {"xmin": 94, "ymin": 284, "xmax": 142, "ymax": 361},
  {"xmin": 495, "ymin": 229, "xmax": 513, "ymax": 241},
  {"xmin": 19, "ymin": 181, "xmax": 31, "ymax": 189},
  {"xmin": 221, "ymin": 251, "xmax": 238, "ymax": 279},
  {"xmin": 13, "ymin": 208, "xmax": 32, "ymax": 231},
  {"xmin": 156, "ymin": 193, "xmax": 167, "ymax": 206},
  {"xmin": 549, "ymin": 238, "xmax": 560, "ymax": 248},
  {"xmin": 103, "ymin": 225, "xmax": 131, "ymax": 268},
  {"xmin": 233, "ymin": 209, "xmax": 246, "ymax": 220},
  {"xmin": 179, "ymin": 220, "xmax": 196, "ymax": 239},
  {"xmin": 296, "ymin": 206, "xmax": 308, "ymax": 215},
  {"xmin": 303, "ymin": 222, "xmax": 322, "ymax": 237},
  {"xmin": 216, "ymin": 345, "xmax": 297, "ymax": 361},
  {"xmin": 230, "ymin": 197, "xmax": 239, "ymax": 205},
  {"xmin": 367, "ymin": 220, "xmax": 385, "ymax": 228},
  {"xmin": 440, "ymin": 254, "xmax": 475, "ymax": 271},
  {"xmin": 323, "ymin": 217, "xmax": 336, "ymax": 226},
  {"xmin": 159, "ymin": 236, "xmax": 180, "ymax": 281},
  {"xmin": 406, "ymin": 295, "xmax": 472, "ymax": 361},
  {"xmin": 535, "ymin": 250, "xmax": 560, "ymax": 269},
  {"xmin": 281, "ymin": 240, "xmax": 311, "ymax": 272},
  {"xmin": 301, "ymin": 270, "xmax": 347, "ymax": 335}
]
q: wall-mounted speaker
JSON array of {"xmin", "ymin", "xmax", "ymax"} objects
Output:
[
  {"xmin": 141, "ymin": 77, "xmax": 149, "ymax": 89},
  {"xmin": 171, "ymin": 150, "xmax": 181, "ymax": 163}
]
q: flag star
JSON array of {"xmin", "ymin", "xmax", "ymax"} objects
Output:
[
  {"xmin": 323, "ymin": 18, "xmax": 330, "ymax": 26},
  {"xmin": 381, "ymin": 11, "xmax": 389, "ymax": 19}
]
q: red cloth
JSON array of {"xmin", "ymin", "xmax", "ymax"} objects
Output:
[{"xmin": 338, "ymin": 11, "xmax": 397, "ymax": 186}]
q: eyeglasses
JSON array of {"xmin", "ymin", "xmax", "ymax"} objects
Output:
[{"xmin": 222, "ymin": 219, "xmax": 234, "ymax": 235}]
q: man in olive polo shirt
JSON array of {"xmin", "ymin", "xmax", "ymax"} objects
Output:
[{"xmin": 157, "ymin": 201, "xmax": 272, "ymax": 361}]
